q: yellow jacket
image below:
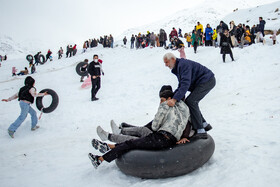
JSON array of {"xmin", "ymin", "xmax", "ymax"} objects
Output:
[
  {"xmin": 196, "ymin": 24, "xmax": 204, "ymax": 33},
  {"xmin": 212, "ymin": 29, "xmax": 217, "ymax": 40},
  {"xmin": 245, "ymin": 30, "xmax": 251, "ymax": 43},
  {"xmin": 186, "ymin": 36, "xmax": 192, "ymax": 42}
]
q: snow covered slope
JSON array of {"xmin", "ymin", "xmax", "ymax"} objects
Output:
[
  {"xmin": 0, "ymin": 35, "xmax": 30, "ymax": 59},
  {"xmin": 223, "ymin": 1, "xmax": 280, "ymax": 30},
  {"xmin": 0, "ymin": 34, "xmax": 280, "ymax": 186},
  {"xmin": 120, "ymin": 0, "xmax": 280, "ymax": 38}
]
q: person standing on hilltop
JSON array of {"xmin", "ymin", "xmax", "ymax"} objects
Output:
[
  {"xmin": 130, "ymin": 34, "xmax": 135, "ymax": 49},
  {"xmin": 205, "ymin": 24, "xmax": 213, "ymax": 46},
  {"xmin": 196, "ymin": 22, "xmax": 204, "ymax": 45},
  {"xmin": 259, "ymin": 17, "xmax": 266, "ymax": 37},
  {"xmin": 220, "ymin": 29, "xmax": 234, "ymax": 63},
  {"xmin": 191, "ymin": 30, "xmax": 201, "ymax": 53},
  {"xmin": 159, "ymin": 29, "xmax": 167, "ymax": 47},
  {"xmin": 123, "ymin": 36, "xmax": 127, "ymax": 46}
]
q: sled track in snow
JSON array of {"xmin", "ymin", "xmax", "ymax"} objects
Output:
[{"xmin": 0, "ymin": 62, "xmax": 79, "ymax": 84}]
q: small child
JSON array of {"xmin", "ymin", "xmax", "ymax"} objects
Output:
[{"xmin": 12, "ymin": 67, "xmax": 17, "ymax": 76}]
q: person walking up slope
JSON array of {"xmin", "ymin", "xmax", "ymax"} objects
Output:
[{"xmin": 1, "ymin": 76, "xmax": 47, "ymax": 138}]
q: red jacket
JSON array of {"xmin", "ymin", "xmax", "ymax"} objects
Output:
[
  {"xmin": 73, "ymin": 45, "xmax": 77, "ymax": 50},
  {"xmin": 170, "ymin": 29, "xmax": 178, "ymax": 38}
]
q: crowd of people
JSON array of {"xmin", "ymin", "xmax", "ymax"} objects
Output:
[{"xmin": 120, "ymin": 17, "xmax": 277, "ymax": 62}]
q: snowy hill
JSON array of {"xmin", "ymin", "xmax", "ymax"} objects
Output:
[
  {"xmin": 223, "ymin": 1, "xmax": 280, "ymax": 30},
  {"xmin": 0, "ymin": 35, "xmax": 30, "ymax": 59},
  {"xmin": 0, "ymin": 35, "xmax": 280, "ymax": 186},
  {"xmin": 1, "ymin": 1, "xmax": 280, "ymax": 186},
  {"xmin": 120, "ymin": 0, "xmax": 280, "ymax": 38}
]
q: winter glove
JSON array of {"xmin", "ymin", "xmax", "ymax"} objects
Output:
[{"xmin": 102, "ymin": 72, "xmax": 104, "ymax": 76}]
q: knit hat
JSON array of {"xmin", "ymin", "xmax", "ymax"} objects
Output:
[{"xmin": 24, "ymin": 76, "xmax": 35, "ymax": 86}]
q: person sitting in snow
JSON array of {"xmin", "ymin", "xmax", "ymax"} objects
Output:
[
  {"xmin": 17, "ymin": 67, "xmax": 29, "ymax": 76},
  {"xmin": 96, "ymin": 86, "xmax": 194, "ymax": 144},
  {"xmin": 174, "ymin": 37, "xmax": 186, "ymax": 59},
  {"xmin": 88, "ymin": 89, "xmax": 190, "ymax": 169},
  {"xmin": 1, "ymin": 76, "xmax": 48, "ymax": 138}
]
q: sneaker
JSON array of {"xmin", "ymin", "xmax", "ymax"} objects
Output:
[
  {"xmin": 88, "ymin": 153, "xmax": 102, "ymax": 169},
  {"xmin": 97, "ymin": 126, "xmax": 109, "ymax": 141},
  {"xmin": 204, "ymin": 124, "xmax": 212, "ymax": 131},
  {"xmin": 110, "ymin": 120, "xmax": 121, "ymax": 134},
  {"xmin": 91, "ymin": 97, "xmax": 99, "ymax": 101},
  {"xmin": 91, "ymin": 139, "xmax": 111, "ymax": 153},
  {"xmin": 191, "ymin": 133, "xmax": 208, "ymax": 140},
  {"xmin": 31, "ymin": 126, "xmax": 40, "ymax": 131},
  {"xmin": 8, "ymin": 130, "xmax": 14, "ymax": 138}
]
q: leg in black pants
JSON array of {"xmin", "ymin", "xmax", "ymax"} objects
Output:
[
  {"xmin": 193, "ymin": 42, "xmax": 198, "ymax": 53},
  {"xmin": 103, "ymin": 132, "xmax": 175, "ymax": 162},
  {"xmin": 185, "ymin": 77, "xmax": 216, "ymax": 131},
  {"xmin": 91, "ymin": 77, "xmax": 101, "ymax": 99}
]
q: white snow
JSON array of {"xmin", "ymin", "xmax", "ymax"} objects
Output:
[{"xmin": 1, "ymin": 1, "xmax": 280, "ymax": 187}]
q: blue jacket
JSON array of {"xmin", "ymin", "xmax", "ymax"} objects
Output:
[
  {"xmin": 172, "ymin": 58, "xmax": 214, "ymax": 101},
  {"xmin": 205, "ymin": 27, "xmax": 213, "ymax": 41}
]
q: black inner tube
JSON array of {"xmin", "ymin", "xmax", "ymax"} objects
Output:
[
  {"xmin": 38, "ymin": 54, "xmax": 46, "ymax": 64},
  {"xmin": 76, "ymin": 62, "xmax": 88, "ymax": 76},
  {"xmin": 36, "ymin": 89, "xmax": 59, "ymax": 113},
  {"xmin": 115, "ymin": 134, "xmax": 215, "ymax": 179},
  {"xmin": 26, "ymin": 54, "xmax": 33, "ymax": 63}
]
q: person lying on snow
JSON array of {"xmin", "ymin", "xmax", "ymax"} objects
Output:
[
  {"xmin": 96, "ymin": 85, "xmax": 197, "ymax": 144},
  {"xmin": 89, "ymin": 89, "xmax": 190, "ymax": 169}
]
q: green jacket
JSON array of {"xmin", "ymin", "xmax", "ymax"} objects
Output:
[{"xmin": 191, "ymin": 33, "xmax": 201, "ymax": 46}]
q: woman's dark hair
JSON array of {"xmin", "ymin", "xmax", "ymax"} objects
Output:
[
  {"xmin": 24, "ymin": 76, "xmax": 35, "ymax": 86},
  {"xmin": 160, "ymin": 90, "xmax": 174, "ymax": 99}
]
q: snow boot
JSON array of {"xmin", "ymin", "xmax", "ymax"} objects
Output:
[
  {"xmin": 97, "ymin": 126, "xmax": 109, "ymax": 141},
  {"xmin": 8, "ymin": 130, "xmax": 14, "ymax": 138},
  {"xmin": 110, "ymin": 120, "xmax": 121, "ymax": 134},
  {"xmin": 31, "ymin": 126, "xmax": 40, "ymax": 131},
  {"xmin": 88, "ymin": 153, "xmax": 102, "ymax": 169},
  {"xmin": 91, "ymin": 139, "xmax": 111, "ymax": 153}
]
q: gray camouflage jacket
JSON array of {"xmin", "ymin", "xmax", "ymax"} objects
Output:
[{"xmin": 152, "ymin": 100, "xmax": 190, "ymax": 141}]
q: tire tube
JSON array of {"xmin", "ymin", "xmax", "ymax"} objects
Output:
[
  {"xmin": 36, "ymin": 89, "xmax": 59, "ymax": 113},
  {"xmin": 115, "ymin": 134, "xmax": 215, "ymax": 179},
  {"xmin": 26, "ymin": 54, "xmax": 33, "ymax": 63},
  {"xmin": 76, "ymin": 62, "xmax": 88, "ymax": 76},
  {"xmin": 38, "ymin": 54, "xmax": 46, "ymax": 64}
]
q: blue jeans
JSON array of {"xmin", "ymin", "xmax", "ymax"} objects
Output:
[
  {"xmin": 8, "ymin": 101, "xmax": 38, "ymax": 132},
  {"xmin": 111, "ymin": 42, "xmax": 114, "ymax": 48}
]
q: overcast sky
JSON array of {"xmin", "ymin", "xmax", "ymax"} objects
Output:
[{"xmin": 0, "ymin": 0, "xmax": 204, "ymax": 47}]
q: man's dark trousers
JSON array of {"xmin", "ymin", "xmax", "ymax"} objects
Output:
[
  {"xmin": 185, "ymin": 77, "xmax": 216, "ymax": 130},
  {"xmin": 91, "ymin": 77, "xmax": 101, "ymax": 99}
]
